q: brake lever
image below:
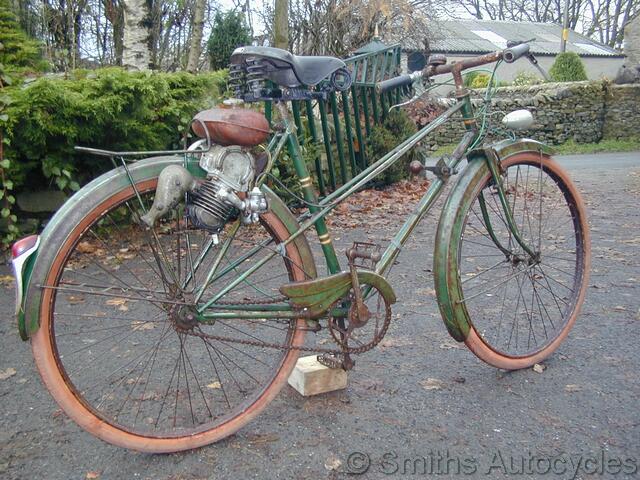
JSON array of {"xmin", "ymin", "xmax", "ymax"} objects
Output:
[
  {"xmin": 507, "ymin": 38, "xmax": 550, "ymax": 81},
  {"xmin": 388, "ymin": 78, "xmax": 428, "ymax": 112},
  {"xmin": 526, "ymin": 52, "xmax": 550, "ymax": 81}
]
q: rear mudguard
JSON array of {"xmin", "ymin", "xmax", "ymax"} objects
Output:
[
  {"xmin": 18, "ymin": 155, "xmax": 317, "ymax": 340},
  {"xmin": 280, "ymin": 270, "xmax": 397, "ymax": 318},
  {"xmin": 434, "ymin": 138, "xmax": 554, "ymax": 342}
]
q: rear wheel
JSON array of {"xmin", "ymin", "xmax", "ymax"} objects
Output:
[
  {"xmin": 435, "ymin": 152, "xmax": 590, "ymax": 369},
  {"xmin": 31, "ymin": 172, "xmax": 313, "ymax": 452}
]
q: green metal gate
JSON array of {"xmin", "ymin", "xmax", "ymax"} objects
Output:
[{"xmin": 266, "ymin": 44, "xmax": 406, "ymax": 196}]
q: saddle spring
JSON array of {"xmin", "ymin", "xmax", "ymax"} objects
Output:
[
  {"xmin": 246, "ymin": 58, "xmax": 268, "ymax": 98},
  {"xmin": 228, "ymin": 57, "xmax": 269, "ymax": 101},
  {"xmin": 228, "ymin": 63, "xmax": 246, "ymax": 98}
]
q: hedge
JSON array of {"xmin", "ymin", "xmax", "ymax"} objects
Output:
[{"xmin": 2, "ymin": 68, "xmax": 227, "ymax": 189}]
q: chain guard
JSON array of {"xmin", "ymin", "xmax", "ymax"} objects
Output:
[{"xmin": 182, "ymin": 272, "xmax": 396, "ymax": 368}]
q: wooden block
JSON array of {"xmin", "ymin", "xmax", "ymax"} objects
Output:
[{"xmin": 287, "ymin": 355, "xmax": 348, "ymax": 396}]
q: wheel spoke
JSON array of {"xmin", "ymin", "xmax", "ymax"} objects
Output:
[
  {"xmin": 455, "ymin": 155, "xmax": 586, "ymax": 360},
  {"xmin": 43, "ymin": 182, "xmax": 309, "ymax": 444}
]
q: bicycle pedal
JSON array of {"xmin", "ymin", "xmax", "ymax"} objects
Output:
[{"xmin": 346, "ymin": 241, "xmax": 382, "ymax": 270}]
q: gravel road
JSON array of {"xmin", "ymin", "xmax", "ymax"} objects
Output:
[{"xmin": 1, "ymin": 152, "xmax": 638, "ymax": 480}]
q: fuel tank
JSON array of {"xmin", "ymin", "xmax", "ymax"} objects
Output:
[{"xmin": 191, "ymin": 107, "xmax": 270, "ymax": 147}]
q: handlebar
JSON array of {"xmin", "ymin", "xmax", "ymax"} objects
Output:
[
  {"xmin": 376, "ymin": 72, "xmax": 421, "ymax": 94},
  {"xmin": 503, "ymin": 43, "xmax": 530, "ymax": 63},
  {"xmin": 375, "ymin": 43, "xmax": 531, "ymax": 93}
]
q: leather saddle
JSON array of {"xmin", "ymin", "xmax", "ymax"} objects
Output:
[{"xmin": 230, "ymin": 46, "xmax": 346, "ymax": 88}]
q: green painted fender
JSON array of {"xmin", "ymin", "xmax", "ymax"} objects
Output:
[
  {"xmin": 433, "ymin": 138, "xmax": 553, "ymax": 342},
  {"xmin": 280, "ymin": 270, "xmax": 397, "ymax": 318},
  {"xmin": 19, "ymin": 155, "xmax": 316, "ymax": 340}
]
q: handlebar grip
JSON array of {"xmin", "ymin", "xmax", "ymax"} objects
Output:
[
  {"xmin": 503, "ymin": 43, "xmax": 530, "ymax": 63},
  {"xmin": 376, "ymin": 74, "xmax": 414, "ymax": 93}
]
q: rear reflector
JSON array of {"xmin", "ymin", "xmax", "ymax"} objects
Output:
[{"xmin": 12, "ymin": 235, "xmax": 39, "ymax": 259}]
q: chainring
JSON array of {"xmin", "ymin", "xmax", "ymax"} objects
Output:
[{"xmin": 327, "ymin": 283, "xmax": 392, "ymax": 354}]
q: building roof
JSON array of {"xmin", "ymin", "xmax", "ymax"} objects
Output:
[
  {"xmin": 353, "ymin": 38, "xmax": 390, "ymax": 54},
  {"xmin": 418, "ymin": 19, "xmax": 623, "ymax": 57}
]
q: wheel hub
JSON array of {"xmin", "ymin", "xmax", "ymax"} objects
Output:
[{"xmin": 169, "ymin": 303, "xmax": 201, "ymax": 332}]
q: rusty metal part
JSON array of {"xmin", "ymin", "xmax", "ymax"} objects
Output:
[
  {"xmin": 409, "ymin": 160, "xmax": 424, "ymax": 175},
  {"xmin": 317, "ymin": 353, "xmax": 348, "ymax": 369},
  {"xmin": 425, "ymin": 157, "xmax": 458, "ymax": 180},
  {"xmin": 345, "ymin": 241, "xmax": 382, "ymax": 270},
  {"xmin": 191, "ymin": 108, "xmax": 270, "ymax": 147},
  {"xmin": 327, "ymin": 282, "xmax": 392, "ymax": 354},
  {"xmin": 427, "ymin": 54, "xmax": 447, "ymax": 66},
  {"xmin": 345, "ymin": 242, "xmax": 381, "ymax": 331},
  {"xmin": 180, "ymin": 280, "xmax": 391, "ymax": 366}
]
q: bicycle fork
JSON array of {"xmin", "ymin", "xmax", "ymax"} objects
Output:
[{"xmin": 480, "ymin": 149, "xmax": 539, "ymax": 263}]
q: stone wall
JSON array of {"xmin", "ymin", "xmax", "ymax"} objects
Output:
[
  {"xmin": 603, "ymin": 83, "xmax": 640, "ymax": 139},
  {"xmin": 422, "ymin": 81, "xmax": 640, "ymax": 150},
  {"xmin": 623, "ymin": 15, "xmax": 640, "ymax": 66}
]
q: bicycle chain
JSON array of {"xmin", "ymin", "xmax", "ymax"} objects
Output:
[{"xmin": 184, "ymin": 296, "xmax": 392, "ymax": 356}]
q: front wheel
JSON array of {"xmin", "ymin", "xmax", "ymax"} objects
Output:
[
  {"xmin": 434, "ymin": 152, "xmax": 590, "ymax": 369},
  {"xmin": 30, "ymin": 162, "xmax": 315, "ymax": 452}
]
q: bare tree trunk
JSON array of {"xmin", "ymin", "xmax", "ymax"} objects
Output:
[
  {"xmin": 122, "ymin": 0, "xmax": 151, "ymax": 70},
  {"xmin": 274, "ymin": 0, "xmax": 288, "ymax": 48},
  {"xmin": 186, "ymin": 0, "xmax": 206, "ymax": 72}
]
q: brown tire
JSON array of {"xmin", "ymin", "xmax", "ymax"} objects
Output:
[
  {"xmin": 31, "ymin": 169, "xmax": 313, "ymax": 452},
  {"xmin": 435, "ymin": 152, "xmax": 590, "ymax": 369}
]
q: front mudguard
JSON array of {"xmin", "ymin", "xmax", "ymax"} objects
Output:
[
  {"xmin": 18, "ymin": 155, "xmax": 317, "ymax": 340},
  {"xmin": 434, "ymin": 138, "xmax": 554, "ymax": 342}
]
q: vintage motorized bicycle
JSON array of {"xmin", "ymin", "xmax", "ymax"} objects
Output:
[{"xmin": 11, "ymin": 42, "xmax": 590, "ymax": 452}]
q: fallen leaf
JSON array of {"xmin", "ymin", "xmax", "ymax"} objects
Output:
[
  {"xmin": 533, "ymin": 363, "xmax": 546, "ymax": 374},
  {"xmin": 0, "ymin": 275, "xmax": 15, "ymax": 286},
  {"xmin": 420, "ymin": 378, "xmax": 445, "ymax": 390},
  {"xmin": 106, "ymin": 298, "xmax": 127, "ymax": 306},
  {"xmin": 86, "ymin": 471, "xmax": 100, "ymax": 479},
  {"xmin": 107, "ymin": 298, "xmax": 130, "ymax": 311},
  {"xmin": 207, "ymin": 381, "xmax": 221, "ymax": 389},
  {"xmin": 77, "ymin": 242, "xmax": 97, "ymax": 254},
  {"xmin": 613, "ymin": 306, "xmax": 627, "ymax": 312},
  {"xmin": 324, "ymin": 456, "xmax": 342, "ymax": 471},
  {"xmin": 565, "ymin": 384, "xmax": 581, "ymax": 393},
  {"xmin": 66, "ymin": 295, "xmax": 85, "ymax": 304},
  {"xmin": 131, "ymin": 321, "xmax": 154, "ymax": 330},
  {"xmin": 0, "ymin": 368, "xmax": 17, "ymax": 380},
  {"xmin": 379, "ymin": 337, "xmax": 414, "ymax": 348}
]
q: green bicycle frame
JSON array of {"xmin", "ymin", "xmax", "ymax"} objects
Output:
[{"xmin": 192, "ymin": 90, "xmax": 539, "ymax": 321}]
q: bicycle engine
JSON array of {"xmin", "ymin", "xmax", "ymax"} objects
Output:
[
  {"xmin": 188, "ymin": 145, "xmax": 267, "ymax": 232},
  {"xmin": 140, "ymin": 145, "xmax": 268, "ymax": 232}
]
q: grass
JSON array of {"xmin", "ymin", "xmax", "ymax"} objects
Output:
[
  {"xmin": 553, "ymin": 138, "xmax": 640, "ymax": 155},
  {"xmin": 430, "ymin": 138, "xmax": 640, "ymax": 158}
]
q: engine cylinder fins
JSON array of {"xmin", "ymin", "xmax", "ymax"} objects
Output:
[{"xmin": 187, "ymin": 180, "xmax": 238, "ymax": 233}]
